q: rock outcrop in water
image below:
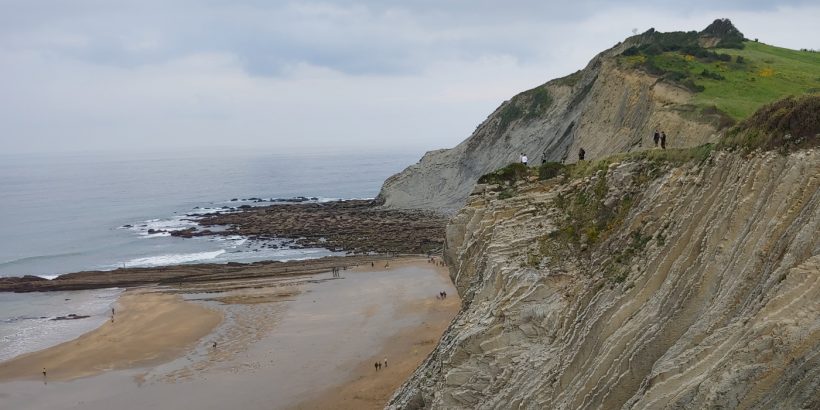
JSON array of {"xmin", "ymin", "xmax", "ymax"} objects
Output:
[{"xmin": 388, "ymin": 143, "xmax": 820, "ymax": 408}]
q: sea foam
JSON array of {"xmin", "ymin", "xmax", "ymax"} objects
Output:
[{"xmin": 124, "ymin": 250, "xmax": 226, "ymax": 267}]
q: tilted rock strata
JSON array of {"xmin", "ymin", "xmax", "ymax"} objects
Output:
[
  {"xmin": 377, "ymin": 38, "xmax": 721, "ymax": 212},
  {"xmin": 388, "ymin": 149, "xmax": 820, "ymax": 409}
]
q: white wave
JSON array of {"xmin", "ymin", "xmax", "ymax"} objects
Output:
[
  {"xmin": 123, "ymin": 250, "xmax": 226, "ymax": 267},
  {"xmin": 185, "ymin": 206, "xmax": 235, "ymax": 215}
]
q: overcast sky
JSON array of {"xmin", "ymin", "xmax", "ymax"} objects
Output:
[{"xmin": 1, "ymin": 1, "xmax": 818, "ymax": 155}]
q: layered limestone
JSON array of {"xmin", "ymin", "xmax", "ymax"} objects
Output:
[
  {"xmin": 388, "ymin": 148, "xmax": 820, "ymax": 409},
  {"xmin": 377, "ymin": 34, "xmax": 722, "ymax": 212}
]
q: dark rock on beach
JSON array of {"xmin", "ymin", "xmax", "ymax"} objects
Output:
[
  {"xmin": 0, "ymin": 255, "xmax": 399, "ymax": 292},
  {"xmin": 192, "ymin": 199, "xmax": 447, "ymax": 255},
  {"xmin": 51, "ymin": 314, "xmax": 90, "ymax": 321}
]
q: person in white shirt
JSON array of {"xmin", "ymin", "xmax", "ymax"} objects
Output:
[{"xmin": 521, "ymin": 153, "xmax": 528, "ymax": 165}]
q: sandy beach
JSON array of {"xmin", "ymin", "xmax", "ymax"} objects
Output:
[
  {"xmin": 0, "ymin": 292, "xmax": 222, "ymax": 382},
  {"xmin": 0, "ymin": 256, "xmax": 459, "ymax": 409}
]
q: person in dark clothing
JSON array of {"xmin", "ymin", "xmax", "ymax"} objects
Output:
[
  {"xmin": 661, "ymin": 132, "xmax": 667, "ymax": 149},
  {"xmin": 578, "ymin": 148, "xmax": 586, "ymax": 161},
  {"xmin": 653, "ymin": 130, "xmax": 660, "ymax": 147}
]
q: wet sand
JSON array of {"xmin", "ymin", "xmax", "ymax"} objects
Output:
[
  {"xmin": 0, "ymin": 257, "xmax": 459, "ymax": 409},
  {"xmin": 0, "ymin": 292, "xmax": 222, "ymax": 382}
]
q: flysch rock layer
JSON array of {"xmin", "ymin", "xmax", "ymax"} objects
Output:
[
  {"xmin": 377, "ymin": 34, "xmax": 722, "ymax": 213},
  {"xmin": 388, "ymin": 149, "xmax": 820, "ymax": 409}
]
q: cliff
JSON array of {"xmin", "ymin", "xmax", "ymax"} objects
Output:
[
  {"xmin": 377, "ymin": 20, "xmax": 820, "ymax": 212},
  {"xmin": 387, "ymin": 97, "xmax": 820, "ymax": 408}
]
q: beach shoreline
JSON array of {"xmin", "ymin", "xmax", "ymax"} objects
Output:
[
  {"xmin": 0, "ymin": 256, "xmax": 460, "ymax": 409},
  {"xmin": 0, "ymin": 291, "xmax": 223, "ymax": 382}
]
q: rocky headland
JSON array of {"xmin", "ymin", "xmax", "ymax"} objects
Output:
[
  {"xmin": 387, "ymin": 95, "xmax": 820, "ymax": 408},
  {"xmin": 376, "ymin": 19, "xmax": 817, "ymax": 213}
]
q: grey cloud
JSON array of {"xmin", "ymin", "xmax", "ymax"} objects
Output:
[
  {"xmin": 5, "ymin": 0, "xmax": 813, "ymax": 77},
  {"xmin": 1, "ymin": 1, "xmax": 818, "ymax": 155}
]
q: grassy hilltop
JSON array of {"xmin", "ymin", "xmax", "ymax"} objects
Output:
[{"xmin": 619, "ymin": 23, "xmax": 820, "ymax": 121}]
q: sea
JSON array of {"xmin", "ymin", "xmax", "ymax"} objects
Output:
[{"xmin": 0, "ymin": 148, "xmax": 424, "ymax": 361}]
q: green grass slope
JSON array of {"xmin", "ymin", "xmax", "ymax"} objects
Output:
[{"xmin": 622, "ymin": 41, "xmax": 820, "ymax": 121}]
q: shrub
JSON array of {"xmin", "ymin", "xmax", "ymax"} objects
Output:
[
  {"xmin": 498, "ymin": 189, "xmax": 516, "ymax": 200},
  {"xmin": 478, "ymin": 162, "xmax": 530, "ymax": 185},
  {"xmin": 681, "ymin": 78, "xmax": 705, "ymax": 92},
  {"xmin": 539, "ymin": 162, "xmax": 565, "ymax": 180},
  {"xmin": 700, "ymin": 69, "xmax": 725, "ymax": 80}
]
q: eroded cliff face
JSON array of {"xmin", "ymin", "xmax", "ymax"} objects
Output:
[
  {"xmin": 377, "ymin": 40, "xmax": 721, "ymax": 212},
  {"xmin": 388, "ymin": 148, "xmax": 820, "ymax": 409}
]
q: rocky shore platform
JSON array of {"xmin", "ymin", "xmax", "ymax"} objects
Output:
[
  {"xmin": 175, "ymin": 199, "xmax": 447, "ymax": 254},
  {"xmin": 0, "ymin": 255, "xmax": 398, "ymax": 293}
]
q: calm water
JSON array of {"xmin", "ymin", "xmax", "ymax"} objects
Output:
[{"xmin": 0, "ymin": 149, "xmax": 422, "ymax": 278}]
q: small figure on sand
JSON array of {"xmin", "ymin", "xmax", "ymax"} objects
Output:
[
  {"xmin": 371, "ymin": 262, "xmax": 374, "ymax": 268},
  {"xmin": 385, "ymin": 262, "xmax": 390, "ymax": 269},
  {"xmin": 375, "ymin": 362, "xmax": 381, "ymax": 371},
  {"xmin": 653, "ymin": 130, "xmax": 660, "ymax": 147},
  {"xmin": 661, "ymin": 132, "xmax": 667, "ymax": 149},
  {"xmin": 578, "ymin": 148, "xmax": 586, "ymax": 161},
  {"xmin": 383, "ymin": 358, "xmax": 388, "ymax": 368},
  {"xmin": 213, "ymin": 341, "xmax": 218, "ymax": 349}
]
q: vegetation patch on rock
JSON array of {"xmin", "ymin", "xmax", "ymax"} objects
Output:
[
  {"xmin": 497, "ymin": 85, "xmax": 553, "ymax": 133},
  {"xmin": 720, "ymin": 94, "xmax": 820, "ymax": 151}
]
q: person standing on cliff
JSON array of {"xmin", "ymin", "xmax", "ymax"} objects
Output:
[
  {"xmin": 579, "ymin": 148, "xmax": 586, "ymax": 161},
  {"xmin": 661, "ymin": 132, "xmax": 667, "ymax": 149},
  {"xmin": 520, "ymin": 153, "xmax": 528, "ymax": 166},
  {"xmin": 653, "ymin": 130, "xmax": 660, "ymax": 147}
]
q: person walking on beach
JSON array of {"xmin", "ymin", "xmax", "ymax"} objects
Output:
[
  {"xmin": 383, "ymin": 358, "xmax": 388, "ymax": 368},
  {"xmin": 375, "ymin": 362, "xmax": 379, "ymax": 371},
  {"xmin": 661, "ymin": 132, "xmax": 667, "ymax": 149},
  {"xmin": 42, "ymin": 368, "xmax": 47, "ymax": 378}
]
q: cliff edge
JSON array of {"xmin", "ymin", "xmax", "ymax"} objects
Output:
[
  {"xmin": 388, "ymin": 97, "xmax": 820, "ymax": 408},
  {"xmin": 377, "ymin": 19, "xmax": 820, "ymax": 212}
]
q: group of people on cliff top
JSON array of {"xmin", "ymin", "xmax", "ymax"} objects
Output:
[
  {"xmin": 520, "ymin": 128, "xmax": 668, "ymax": 166},
  {"xmin": 653, "ymin": 130, "xmax": 668, "ymax": 149}
]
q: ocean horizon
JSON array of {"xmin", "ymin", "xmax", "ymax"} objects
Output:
[{"xmin": 0, "ymin": 148, "xmax": 424, "ymax": 279}]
